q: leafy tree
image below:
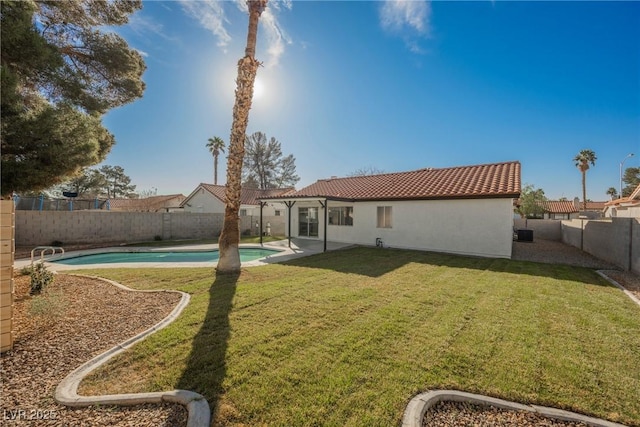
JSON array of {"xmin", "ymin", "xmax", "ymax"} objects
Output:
[
  {"xmin": 63, "ymin": 168, "xmax": 107, "ymax": 197},
  {"xmin": 0, "ymin": 0, "xmax": 145, "ymax": 198},
  {"xmin": 573, "ymin": 149, "xmax": 596, "ymax": 210},
  {"xmin": 517, "ymin": 184, "xmax": 547, "ymax": 218},
  {"xmin": 349, "ymin": 166, "xmax": 385, "ymax": 177},
  {"xmin": 243, "ymin": 131, "xmax": 299, "ymax": 189},
  {"xmin": 606, "ymin": 187, "xmax": 618, "ymax": 200},
  {"xmin": 218, "ymin": 0, "xmax": 267, "ymax": 273},
  {"xmin": 206, "ymin": 136, "xmax": 226, "ymax": 185},
  {"xmin": 100, "ymin": 165, "xmax": 136, "ymax": 198},
  {"xmin": 274, "ymin": 154, "xmax": 300, "ymax": 189},
  {"xmin": 622, "ymin": 167, "xmax": 640, "ymax": 197}
]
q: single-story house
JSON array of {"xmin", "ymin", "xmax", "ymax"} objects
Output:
[
  {"xmin": 261, "ymin": 161, "xmax": 521, "ymax": 259},
  {"xmin": 106, "ymin": 194, "xmax": 186, "ymax": 212},
  {"xmin": 535, "ymin": 198, "xmax": 607, "ymax": 220},
  {"xmin": 180, "ymin": 183, "xmax": 294, "ymax": 216},
  {"xmin": 603, "ymin": 183, "xmax": 640, "ymax": 218}
]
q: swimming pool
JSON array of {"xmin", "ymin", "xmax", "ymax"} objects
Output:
[{"xmin": 51, "ymin": 248, "xmax": 281, "ymax": 266}]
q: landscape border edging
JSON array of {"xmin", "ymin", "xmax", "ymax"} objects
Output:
[
  {"xmin": 54, "ymin": 274, "xmax": 211, "ymax": 427},
  {"xmin": 402, "ymin": 390, "xmax": 628, "ymax": 427}
]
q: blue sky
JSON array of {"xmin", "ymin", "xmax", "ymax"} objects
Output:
[{"xmin": 103, "ymin": 0, "xmax": 640, "ymax": 200}]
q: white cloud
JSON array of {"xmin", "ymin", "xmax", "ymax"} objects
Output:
[
  {"xmin": 379, "ymin": 0, "xmax": 432, "ymax": 52},
  {"xmin": 179, "ymin": 0, "xmax": 231, "ymax": 49},
  {"xmin": 180, "ymin": 0, "xmax": 291, "ymax": 66},
  {"xmin": 261, "ymin": 8, "xmax": 292, "ymax": 67}
]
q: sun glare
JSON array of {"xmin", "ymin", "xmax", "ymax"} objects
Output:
[{"xmin": 252, "ymin": 77, "xmax": 264, "ymax": 100}]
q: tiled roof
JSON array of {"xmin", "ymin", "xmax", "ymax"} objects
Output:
[
  {"xmin": 265, "ymin": 161, "xmax": 521, "ymax": 201},
  {"xmin": 540, "ymin": 200, "xmax": 576, "ymax": 214},
  {"xmin": 584, "ymin": 201, "xmax": 606, "ymax": 210},
  {"xmin": 605, "ymin": 183, "xmax": 640, "ymax": 207},
  {"xmin": 108, "ymin": 194, "xmax": 185, "ymax": 211},
  {"xmin": 536, "ymin": 200, "xmax": 607, "ymax": 213},
  {"xmin": 199, "ymin": 184, "xmax": 295, "ymax": 205}
]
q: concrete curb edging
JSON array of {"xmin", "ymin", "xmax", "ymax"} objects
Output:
[
  {"xmin": 54, "ymin": 274, "xmax": 211, "ymax": 427},
  {"xmin": 596, "ymin": 270, "xmax": 640, "ymax": 308},
  {"xmin": 402, "ymin": 390, "xmax": 628, "ymax": 427}
]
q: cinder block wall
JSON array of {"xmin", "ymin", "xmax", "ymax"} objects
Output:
[
  {"xmin": 513, "ymin": 219, "xmax": 562, "ymax": 240},
  {"xmin": 15, "ymin": 211, "xmax": 287, "ymax": 247},
  {"xmin": 561, "ymin": 218, "xmax": 638, "ymax": 272},
  {"xmin": 633, "ymin": 219, "xmax": 640, "ymax": 275},
  {"xmin": 1, "ymin": 201, "xmax": 15, "ymax": 353}
]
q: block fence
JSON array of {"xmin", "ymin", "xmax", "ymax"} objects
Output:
[
  {"xmin": 561, "ymin": 217, "xmax": 639, "ymax": 274},
  {"xmin": 1, "ymin": 201, "xmax": 15, "ymax": 353},
  {"xmin": 15, "ymin": 211, "xmax": 286, "ymax": 247}
]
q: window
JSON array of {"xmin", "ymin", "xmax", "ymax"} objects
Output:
[
  {"xmin": 377, "ymin": 206, "xmax": 392, "ymax": 228},
  {"xmin": 239, "ymin": 209, "xmax": 247, "ymax": 216},
  {"xmin": 275, "ymin": 210, "xmax": 281, "ymax": 216},
  {"xmin": 328, "ymin": 206, "xmax": 353, "ymax": 226}
]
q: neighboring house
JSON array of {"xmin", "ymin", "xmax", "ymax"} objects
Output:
[
  {"xmin": 533, "ymin": 198, "xmax": 606, "ymax": 220},
  {"xmin": 603, "ymin": 184, "xmax": 640, "ymax": 218},
  {"xmin": 180, "ymin": 183, "xmax": 294, "ymax": 216},
  {"xmin": 106, "ymin": 194, "xmax": 186, "ymax": 212},
  {"xmin": 262, "ymin": 161, "xmax": 521, "ymax": 259}
]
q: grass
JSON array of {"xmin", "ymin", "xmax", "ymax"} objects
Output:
[{"xmin": 75, "ymin": 247, "xmax": 640, "ymax": 426}]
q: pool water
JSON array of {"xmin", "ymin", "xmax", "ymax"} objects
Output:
[{"xmin": 51, "ymin": 248, "xmax": 281, "ymax": 265}]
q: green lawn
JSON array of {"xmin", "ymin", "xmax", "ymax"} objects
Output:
[{"xmin": 76, "ymin": 247, "xmax": 640, "ymax": 426}]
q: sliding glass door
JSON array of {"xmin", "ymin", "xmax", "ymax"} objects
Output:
[{"xmin": 298, "ymin": 207, "xmax": 319, "ymax": 237}]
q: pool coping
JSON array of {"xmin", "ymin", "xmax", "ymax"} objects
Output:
[{"xmin": 15, "ymin": 241, "xmax": 310, "ymax": 271}]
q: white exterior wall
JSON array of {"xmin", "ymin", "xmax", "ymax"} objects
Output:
[
  {"xmin": 182, "ymin": 190, "xmax": 285, "ymax": 216},
  {"xmin": 182, "ymin": 189, "xmax": 226, "ymax": 213},
  {"xmin": 288, "ymin": 198, "xmax": 514, "ymax": 259},
  {"xmin": 241, "ymin": 203, "xmax": 284, "ymax": 217},
  {"xmin": 604, "ymin": 205, "xmax": 640, "ymax": 218}
]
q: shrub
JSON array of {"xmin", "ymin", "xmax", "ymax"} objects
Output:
[
  {"xmin": 30, "ymin": 262, "xmax": 54, "ymax": 295},
  {"xmin": 30, "ymin": 288, "xmax": 67, "ymax": 320},
  {"xmin": 51, "ymin": 240, "xmax": 64, "ymax": 247},
  {"xmin": 154, "ymin": 235, "xmax": 162, "ymax": 241}
]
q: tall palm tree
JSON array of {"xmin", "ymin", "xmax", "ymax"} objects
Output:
[
  {"xmin": 606, "ymin": 187, "xmax": 618, "ymax": 201},
  {"xmin": 206, "ymin": 137, "xmax": 225, "ymax": 185},
  {"xmin": 573, "ymin": 149, "xmax": 597, "ymax": 210},
  {"xmin": 217, "ymin": 0, "xmax": 267, "ymax": 273}
]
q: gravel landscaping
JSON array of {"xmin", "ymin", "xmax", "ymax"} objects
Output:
[
  {"xmin": 1, "ymin": 274, "xmax": 187, "ymax": 426},
  {"xmin": 424, "ymin": 401, "xmax": 589, "ymax": 426}
]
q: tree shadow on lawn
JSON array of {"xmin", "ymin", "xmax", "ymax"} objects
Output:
[
  {"xmin": 176, "ymin": 271, "xmax": 238, "ymax": 423},
  {"xmin": 280, "ymin": 246, "xmax": 615, "ymax": 287}
]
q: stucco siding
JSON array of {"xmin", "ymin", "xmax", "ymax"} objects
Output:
[
  {"xmin": 182, "ymin": 190, "xmax": 225, "ymax": 213},
  {"xmin": 289, "ymin": 198, "xmax": 514, "ymax": 258}
]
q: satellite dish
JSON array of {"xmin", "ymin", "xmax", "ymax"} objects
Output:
[{"xmin": 62, "ymin": 191, "xmax": 78, "ymax": 198}]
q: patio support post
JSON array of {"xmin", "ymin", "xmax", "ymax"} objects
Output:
[
  {"xmin": 318, "ymin": 199, "xmax": 327, "ymax": 253},
  {"xmin": 259, "ymin": 202, "xmax": 267, "ymax": 246},
  {"xmin": 284, "ymin": 201, "xmax": 295, "ymax": 248},
  {"xmin": 259, "ymin": 202, "xmax": 263, "ymax": 246}
]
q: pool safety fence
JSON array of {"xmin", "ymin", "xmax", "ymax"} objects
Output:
[{"xmin": 14, "ymin": 196, "xmax": 109, "ymax": 211}]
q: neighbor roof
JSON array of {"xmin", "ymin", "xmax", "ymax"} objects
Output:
[
  {"xmin": 605, "ymin": 183, "xmax": 640, "ymax": 207},
  {"xmin": 536, "ymin": 200, "xmax": 607, "ymax": 214},
  {"xmin": 193, "ymin": 184, "xmax": 295, "ymax": 205},
  {"xmin": 540, "ymin": 200, "xmax": 576, "ymax": 214},
  {"xmin": 108, "ymin": 194, "xmax": 185, "ymax": 211},
  {"xmin": 264, "ymin": 161, "xmax": 521, "ymax": 202}
]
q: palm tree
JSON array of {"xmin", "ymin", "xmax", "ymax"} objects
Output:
[
  {"xmin": 573, "ymin": 149, "xmax": 597, "ymax": 210},
  {"xmin": 206, "ymin": 137, "xmax": 225, "ymax": 185},
  {"xmin": 606, "ymin": 187, "xmax": 618, "ymax": 201},
  {"xmin": 217, "ymin": 0, "xmax": 267, "ymax": 273}
]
